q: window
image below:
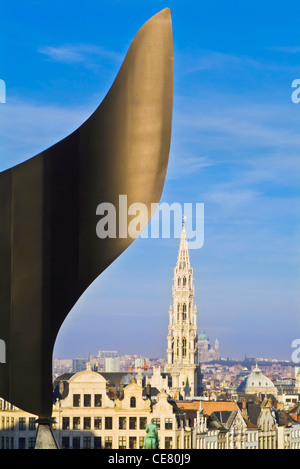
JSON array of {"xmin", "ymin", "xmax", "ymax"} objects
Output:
[
  {"xmin": 129, "ymin": 437, "xmax": 137, "ymax": 449},
  {"xmin": 182, "ymin": 304, "xmax": 187, "ymax": 321},
  {"xmin": 18, "ymin": 438, "xmax": 26, "ymax": 449},
  {"xmin": 129, "ymin": 417, "xmax": 137, "ymax": 430},
  {"xmin": 84, "ymin": 394, "xmax": 91, "ymax": 407},
  {"xmin": 83, "ymin": 436, "xmax": 91, "ymax": 449},
  {"xmin": 165, "ymin": 437, "xmax": 172, "ymax": 449},
  {"xmin": 119, "ymin": 436, "xmax": 126, "ymax": 449},
  {"xmin": 19, "ymin": 418, "xmax": 26, "ymax": 431},
  {"xmin": 139, "ymin": 437, "xmax": 145, "ymax": 449},
  {"xmin": 165, "ymin": 418, "xmax": 173, "ymax": 430},
  {"xmin": 105, "ymin": 417, "xmax": 113, "ymax": 430},
  {"xmin": 94, "ymin": 417, "xmax": 102, "ymax": 430},
  {"xmin": 130, "ymin": 396, "xmax": 136, "ymax": 408},
  {"xmin": 62, "ymin": 417, "xmax": 70, "ymax": 430},
  {"xmin": 23, "ymin": 437, "xmax": 32, "ymax": 449},
  {"xmin": 61, "ymin": 437, "xmax": 70, "ymax": 449},
  {"xmin": 152, "ymin": 418, "xmax": 160, "ymax": 429},
  {"xmin": 73, "ymin": 417, "xmax": 80, "ymax": 430},
  {"xmin": 94, "ymin": 437, "xmax": 101, "ymax": 449},
  {"xmin": 72, "ymin": 437, "xmax": 80, "ymax": 449},
  {"xmin": 183, "ymin": 277, "xmax": 187, "ymax": 286},
  {"xmin": 105, "ymin": 437, "xmax": 112, "ymax": 449},
  {"xmin": 29, "ymin": 418, "xmax": 36, "ymax": 431},
  {"xmin": 119, "ymin": 417, "xmax": 126, "ymax": 430},
  {"xmin": 182, "ymin": 338, "xmax": 187, "ymax": 358},
  {"xmin": 95, "ymin": 394, "xmax": 102, "ymax": 407},
  {"xmin": 140, "ymin": 417, "xmax": 147, "ymax": 430},
  {"xmin": 84, "ymin": 417, "xmax": 91, "ymax": 430},
  {"xmin": 73, "ymin": 394, "xmax": 81, "ymax": 407}
]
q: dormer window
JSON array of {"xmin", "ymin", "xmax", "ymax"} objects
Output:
[{"xmin": 130, "ymin": 397, "xmax": 136, "ymax": 408}]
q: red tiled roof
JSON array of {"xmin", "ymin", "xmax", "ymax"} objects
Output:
[{"xmin": 177, "ymin": 400, "xmax": 239, "ymax": 416}]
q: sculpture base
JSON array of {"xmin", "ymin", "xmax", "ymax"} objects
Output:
[{"xmin": 34, "ymin": 419, "xmax": 59, "ymax": 449}]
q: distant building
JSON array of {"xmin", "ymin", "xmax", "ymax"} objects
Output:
[
  {"xmin": 105, "ymin": 357, "xmax": 120, "ymax": 372},
  {"xmin": 237, "ymin": 364, "xmax": 278, "ymax": 397},
  {"xmin": 295, "ymin": 367, "xmax": 300, "ymax": 393},
  {"xmin": 198, "ymin": 331, "xmax": 220, "ymax": 363},
  {"xmin": 72, "ymin": 358, "xmax": 88, "ymax": 373}
]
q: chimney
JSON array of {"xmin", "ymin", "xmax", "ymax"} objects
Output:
[{"xmin": 242, "ymin": 398, "xmax": 248, "ymax": 418}]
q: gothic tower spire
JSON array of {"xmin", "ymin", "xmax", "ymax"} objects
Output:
[{"xmin": 165, "ymin": 215, "xmax": 202, "ymax": 398}]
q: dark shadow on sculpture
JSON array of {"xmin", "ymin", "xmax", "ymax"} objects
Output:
[{"xmin": 0, "ymin": 6, "xmax": 173, "ymax": 437}]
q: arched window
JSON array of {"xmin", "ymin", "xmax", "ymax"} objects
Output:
[
  {"xmin": 178, "ymin": 277, "xmax": 181, "ymax": 286},
  {"xmin": 182, "ymin": 338, "xmax": 187, "ymax": 358},
  {"xmin": 182, "ymin": 304, "xmax": 187, "ymax": 321},
  {"xmin": 130, "ymin": 397, "xmax": 136, "ymax": 408},
  {"xmin": 183, "ymin": 277, "xmax": 187, "ymax": 286}
]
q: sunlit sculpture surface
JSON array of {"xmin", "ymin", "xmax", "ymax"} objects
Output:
[{"xmin": 0, "ymin": 8, "xmax": 173, "ymax": 428}]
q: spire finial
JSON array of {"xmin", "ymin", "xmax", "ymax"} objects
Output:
[{"xmin": 182, "ymin": 215, "xmax": 186, "ymax": 227}]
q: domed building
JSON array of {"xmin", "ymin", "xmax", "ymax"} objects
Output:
[
  {"xmin": 237, "ymin": 364, "xmax": 277, "ymax": 397},
  {"xmin": 198, "ymin": 330, "xmax": 220, "ymax": 363}
]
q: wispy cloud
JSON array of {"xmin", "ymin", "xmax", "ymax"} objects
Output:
[
  {"xmin": 167, "ymin": 153, "xmax": 214, "ymax": 180},
  {"xmin": 38, "ymin": 43, "xmax": 122, "ymax": 68},
  {"xmin": 174, "ymin": 48, "xmax": 295, "ymax": 77},
  {"xmin": 177, "ymin": 50, "xmax": 263, "ymax": 74}
]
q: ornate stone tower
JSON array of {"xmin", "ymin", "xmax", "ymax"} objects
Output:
[{"xmin": 165, "ymin": 216, "xmax": 202, "ymax": 398}]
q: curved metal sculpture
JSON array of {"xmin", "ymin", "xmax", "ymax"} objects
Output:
[{"xmin": 0, "ymin": 8, "xmax": 173, "ymax": 420}]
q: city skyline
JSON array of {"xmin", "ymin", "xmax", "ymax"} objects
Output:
[{"xmin": 1, "ymin": 1, "xmax": 299, "ymax": 362}]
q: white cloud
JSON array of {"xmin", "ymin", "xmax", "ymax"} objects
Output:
[{"xmin": 38, "ymin": 44, "xmax": 122, "ymax": 68}]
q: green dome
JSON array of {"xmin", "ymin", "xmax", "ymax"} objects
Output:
[{"xmin": 198, "ymin": 330, "xmax": 209, "ymax": 341}]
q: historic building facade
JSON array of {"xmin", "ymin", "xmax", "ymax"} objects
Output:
[
  {"xmin": 178, "ymin": 400, "xmax": 259, "ymax": 449},
  {"xmin": 0, "ymin": 369, "xmax": 192, "ymax": 450},
  {"xmin": 164, "ymin": 217, "xmax": 202, "ymax": 399}
]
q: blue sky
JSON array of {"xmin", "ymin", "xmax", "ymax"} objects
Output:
[{"xmin": 1, "ymin": 0, "xmax": 300, "ymax": 361}]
